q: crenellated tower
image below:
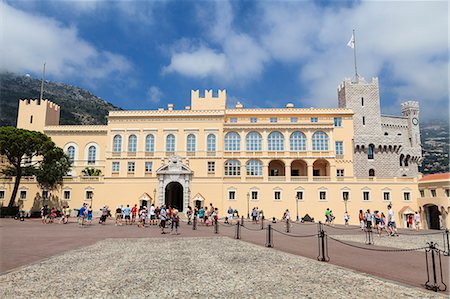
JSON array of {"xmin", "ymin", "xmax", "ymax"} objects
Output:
[{"xmin": 16, "ymin": 99, "xmax": 60, "ymax": 132}]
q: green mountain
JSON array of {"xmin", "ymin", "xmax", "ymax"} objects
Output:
[{"xmin": 0, "ymin": 72, "xmax": 121, "ymax": 126}]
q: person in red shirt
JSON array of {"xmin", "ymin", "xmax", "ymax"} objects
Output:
[{"xmin": 131, "ymin": 204, "xmax": 138, "ymax": 224}]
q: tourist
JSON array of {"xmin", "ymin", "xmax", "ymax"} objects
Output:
[
  {"xmin": 115, "ymin": 206, "xmax": 123, "ymax": 226},
  {"xmin": 87, "ymin": 206, "xmax": 93, "ymax": 225},
  {"xmin": 252, "ymin": 207, "xmax": 258, "ymax": 224},
  {"xmin": 99, "ymin": 206, "xmax": 109, "ymax": 224},
  {"xmin": 59, "ymin": 206, "xmax": 66, "ymax": 224},
  {"xmin": 344, "ymin": 211, "xmax": 349, "ymax": 226},
  {"xmin": 123, "ymin": 204, "xmax": 131, "ymax": 225},
  {"xmin": 131, "ymin": 204, "xmax": 138, "ymax": 224},
  {"xmin": 387, "ymin": 204, "xmax": 399, "ymax": 236},
  {"xmin": 325, "ymin": 208, "xmax": 331, "ymax": 225},
  {"xmin": 49, "ymin": 207, "xmax": 56, "ymax": 224},
  {"xmin": 199, "ymin": 207, "xmax": 205, "ymax": 223},
  {"xmin": 41, "ymin": 205, "xmax": 49, "ymax": 224},
  {"xmin": 414, "ymin": 211, "xmax": 421, "ymax": 231},
  {"xmin": 365, "ymin": 209, "xmax": 372, "ymax": 229},
  {"xmin": 149, "ymin": 204, "xmax": 156, "ymax": 226},
  {"xmin": 138, "ymin": 207, "xmax": 147, "ymax": 228},
  {"xmin": 358, "ymin": 210, "xmax": 365, "ymax": 230},
  {"xmin": 330, "ymin": 210, "xmax": 335, "ymax": 226},
  {"xmin": 171, "ymin": 208, "xmax": 180, "ymax": 234},
  {"xmin": 380, "ymin": 212, "xmax": 387, "ymax": 237},
  {"xmin": 374, "ymin": 211, "xmax": 381, "ymax": 236},
  {"xmin": 186, "ymin": 206, "xmax": 192, "ymax": 225},
  {"xmin": 78, "ymin": 203, "xmax": 87, "ymax": 227},
  {"xmin": 64, "ymin": 205, "xmax": 71, "ymax": 224},
  {"xmin": 159, "ymin": 205, "xmax": 167, "ymax": 234},
  {"xmin": 408, "ymin": 214, "xmax": 413, "ymax": 229}
]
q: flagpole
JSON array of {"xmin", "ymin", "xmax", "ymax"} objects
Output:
[
  {"xmin": 352, "ymin": 29, "xmax": 359, "ymax": 83},
  {"xmin": 39, "ymin": 62, "xmax": 46, "ymax": 104}
]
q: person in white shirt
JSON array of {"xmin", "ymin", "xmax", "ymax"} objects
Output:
[
  {"xmin": 149, "ymin": 204, "xmax": 156, "ymax": 226},
  {"xmin": 414, "ymin": 211, "xmax": 421, "ymax": 231},
  {"xmin": 387, "ymin": 204, "xmax": 399, "ymax": 236}
]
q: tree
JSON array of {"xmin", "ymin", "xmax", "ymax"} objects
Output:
[
  {"xmin": 81, "ymin": 167, "xmax": 102, "ymax": 176},
  {"xmin": 0, "ymin": 127, "xmax": 71, "ymax": 207}
]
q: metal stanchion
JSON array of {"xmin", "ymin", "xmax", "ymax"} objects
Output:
[
  {"xmin": 235, "ymin": 222, "xmax": 241, "ymax": 239},
  {"xmin": 260, "ymin": 216, "xmax": 264, "ymax": 230},
  {"xmin": 317, "ymin": 221, "xmax": 329, "ymax": 262},
  {"xmin": 443, "ymin": 229, "xmax": 449, "ymax": 256},
  {"xmin": 286, "ymin": 219, "xmax": 290, "ymax": 233},
  {"xmin": 241, "ymin": 216, "xmax": 244, "ymax": 227},
  {"xmin": 265, "ymin": 224, "xmax": 273, "ymax": 248},
  {"xmin": 192, "ymin": 215, "xmax": 197, "ymax": 230},
  {"xmin": 425, "ymin": 242, "xmax": 447, "ymax": 292},
  {"xmin": 365, "ymin": 226, "xmax": 374, "ymax": 245},
  {"xmin": 214, "ymin": 219, "xmax": 219, "ymax": 234}
]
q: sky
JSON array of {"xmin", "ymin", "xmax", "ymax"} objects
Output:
[{"xmin": 1, "ymin": 0, "xmax": 448, "ymax": 120}]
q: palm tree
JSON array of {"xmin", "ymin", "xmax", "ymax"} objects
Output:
[{"xmin": 81, "ymin": 167, "xmax": 102, "ymax": 176}]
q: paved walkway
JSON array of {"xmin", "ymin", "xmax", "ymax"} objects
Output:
[{"xmin": 1, "ymin": 218, "xmax": 448, "ymax": 294}]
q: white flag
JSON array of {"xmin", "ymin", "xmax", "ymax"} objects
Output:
[{"xmin": 347, "ymin": 33, "xmax": 355, "ymax": 49}]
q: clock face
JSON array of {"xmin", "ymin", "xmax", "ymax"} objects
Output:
[{"xmin": 412, "ymin": 117, "xmax": 418, "ymax": 125}]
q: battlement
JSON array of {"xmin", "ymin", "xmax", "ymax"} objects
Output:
[
  {"xmin": 191, "ymin": 89, "xmax": 226, "ymax": 110},
  {"xmin": 20, "ymin": 99, "xmax": 60, "ymax": 112},
  {"xmin": 401, "ymin": 101, "xmax": 419, "ymax": 111},
  {"xmin": 17, "ymin": 99, "xmax": 60, "ymax": 131},
  {"xmin": 338, "ymin": 77, "xmax": 378, "ymax": 92}
]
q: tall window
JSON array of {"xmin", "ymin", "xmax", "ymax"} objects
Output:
[
  {"xmin": 363, "ymin": 191, "xmax": 370, "ymax": 201},
  {"xmin": 145, "ymin": 162, "xmax": 153, "ymax": 173},
  {"xmin": 208, "ymin": 161, "xmax": 215, "ymax": 173},
  {"xmin": 334, "ymin": 117, "xmax": 342, "ymax": 127},
  {"xmin": 246, "ymin": 132, "xmax": 262, "ymax": 151},
  {"xmin": 145, "ymin": 134, "xmax": 155, "ymax": 153},
  {"xmin": 403, "ymin": 192, "xmax": 410, "ymax": 201},
  {"xmin": 224, "ymin": 160, "xmax": 240, "ymax": 176},
  {"xmin": 128, "ymin": 135, "xmax": 137, "ymax": 152},
  {"xmin": 383, "ymin": 192, "xmax": 390, "ymax": 201},
  {"xmin": 88, "ymin": 146, "xmax": 96, "ymax": 165},
  {"xmin": 67, "ymin": 146, "xmax": 75, "ymax": 162},
  {"xmin": 290, "ymin": 132, "xmax": 306, "ymax": 151},
  {"xmin": 207, "ymin": 134, "xmax": 216, "ymax": 152},
  {"xmin": 166, "ymin": 134, "xmax": 175, "ymax": 153},
  {"xmin": 113, "ymin": 135, "xmax": 122, "ymax": 152},
  {"xmin": 335, "ymin": 141, "xmax": 343, "ymax": 156},
  {"xmin": 112, "ymin": 162, "xmax": 120, "ymax": 172},
  {"xmin": 368, "ymin": 144, "xmax": 374, "ymax": 159},
  {"xmin": 369, "ymin": 169, "xmax": 375, "ymax": 177},
  {"xmin": 187, "ymin": 134, "xmax": 196, "ymax": 152},
  {"xmin": 246, "ymin": 160, "xmax": 262, "ymax": 176},
  {"xmin": 312, "ymin": 131, "xmax": 329, "ymax": 151},
  {"xmin": 224, "ymin": 132, "xmax": 240, "ymax": 151},
  {"xmin": 268, "ymin": 131, "xmax": 284, "ymax": 151}
]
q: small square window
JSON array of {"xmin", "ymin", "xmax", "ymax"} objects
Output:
[
  {"xmin": 128, "ymin": 162, "xmax": 135, "ymax": 172},
  {"xmin": 383, "ymin": 192, "xmax": 390, "ymax": 201},
  {"xmin": 419, "ymin": 190, "xmax": 424, "ymax": 197},
  {"xmin": 86, "ymin": 191, "xmax": 93, "ymax": 200},
  {"xmin": 274, "ymin": 191, "xmax": 281, "ymax": 200},
  {"xmin": 319, "ymin": 191, "xmax": 326, "ymax": 201},
  {"xmin": 0, "ymin": 190, "xmax": 4, "ymax": 199},
  {"xmin": 251, "ymin": 191, "xmax": 258, "ymax": 200},
  {"xmin": 290, "ymin": 117, "xmax": 298, "ymax": 123},
  {"xmin": 250, "ymin": 117, "xmax": 257, "ymax": 123},
  {"xmin": 208, "ymin": 161, "xmax": 215, "ymax": 173},
  {"xmin": 342, "ymin": 191, "xmax": 349, "ymax": 201},
  {"xmin": 228, "ymin": 191, "xmax": 235, "ymax": 200},
  {"xmin": 112, "ymin": 162, "xmax": 120, "ymax": 172},
  {"xmin": 64, "ymin": 190, "xmax": 71, "ymax": 200},
  {"xmin": 403, "ymin": 192, "xmax": 410, "ymax": 201},
  {"xmin": 20, "ymin": 191, "xmax": 27, "ymax": 200},
  {"xmin": 270, "ymin": 117, "xmax": 277, "ymax": 123},
  {"xmin": 334, "ymin": 117, "xmax": 342, "ymax": 127},
  {"xmin": 230, "ymin": 118, "xmax": 237, "ymax": 123},
  {"xmin": 145, "ymin": 162, "xmax": 153, "ymax": 173},
  {"xmin": 336, "ymin": 169, "xmax": 344, "ymax": 177},
  {"xmin": 296, "ymin": 191, "xmax": 303, "ymax": 200},
  {"xmin": 42, "ymin": 190, "xmax": 49, "ymax": 199},
  {"xmin": 431, "ymin": 189, "xmax": 436, "ymax": 197},
  {"xmin": 311, "ymin": 117, "xmax": 318, "ymax": 123},
  {"xmin": 363, "ymin": 191, "xmax": 370, "ymax": 201}
]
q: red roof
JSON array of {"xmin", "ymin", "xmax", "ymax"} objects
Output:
[{"xmin": 419, "ymin": 173, "xmax": 450, "ymax": 182}]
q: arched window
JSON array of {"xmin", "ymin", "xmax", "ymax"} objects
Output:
[
  {"xmin": 312, "ymin": 131, "xmax": 329, "ymax": 151},
  {"xmin": 166, "ymin": 134, "xmax": 175, "ymax": 153},
  {"xmin": 113, "ymin": 135, "xmax": 122, "ymax": 152},
  {"xmin": 145, "ymin": 134, "xmax": 155, "ymax": 153},
  {"xmin": 405, "ymin": 155, "xmax": 410, "ymax": 167},
  {"xmin": 187, "ymin": 134, "xmax": 196, "ymax": 152},
  {"xmin": 246, "ymin": 159, "xmax": 262, "ymax": 176},
  {"xmin": 268, "ymin": 131, "xmax": 284, "ymax": 151},
  {"xmin": 207, "ymin": 134, "xmax": 216, "ymax": 152},
  {"xmin": 369, "ymin": 169, "xmax": 375, "ymax": 177},
  {"xmin": 128, "ymin": 135, "xmax": 137, "ymax": 152},
  {"xmin": 246, "ymin": 132, "xmax": 262, "ymax": 151},
  {"xmin": 67, "ymin": 146, "xmax": 75, "ymax": 162},
  {"xmin": 224, "ymin": 160, "xmax": 241, "ymax": 176},
  {"xmin": 224, "ymin": 132, "xmax": 240, "ymax": 151},
  {"xmin": 368, "ymin": 144, "xmax": 374, "ymax": 159},
  {"xmin": 290, "ymin": 131, "xmax": 306, "ymax": 151},
  {"xmin": 88, "ymin": 146, "xmax": 96, "ymax": 164}
]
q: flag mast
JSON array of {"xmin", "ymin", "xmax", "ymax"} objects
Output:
[
  {"xmin": 352, "ymin": 29, "xmax": 359, "ymax": 83},
  {"xmin": 39, "ymin": 62, "xmax": 46, "ymax": 104}
]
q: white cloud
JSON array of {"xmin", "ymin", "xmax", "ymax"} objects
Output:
[
  {"xmin": 0, "ymin": 2, "xmax": 131, "ymax": 82},
  {"xmin": 146, "ymin": 86, "xmax": 164, "ymax": 104}
]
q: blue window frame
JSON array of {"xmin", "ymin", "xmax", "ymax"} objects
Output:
[
  {"xmin": 128, "ymin": 135, "xmax": 137, "ymax": 152},
  {"xmin": 113, "ymin": 135, "xmax": 122, "ymax": 152},
  {"xmin": 246, "ymin": 132, "xmax": 262, "ymax": 151},
  {"xmin": 312, "ymin": 131, "xmax": 328, "ymax": 151},
  {"xmin": 290, "ymin": 131, "xmax": 306, "ymax": 151},
  {"xmin": 224, "ymin": 132, "xmax": 240, "ymax": 151},
  {"xmin": 166, "ymin": 134, "xmax": 175, "ymax": 153},
  {"xmin": 187, "ymin": 134, "xmax": 196, "ymax": 152},
  {"xmin": 67, "ymin": 146, "xmax": 75, "ymax": 162},
  {"xmin": 145, "ymin": 134, "xmax": 155, "ymax": 153},
  {"xmin": 207, "ymin": 134, "xmax": 216, "ymax": 152},
  {"xmin": 88, "ymin": 146, "xmax": 96, "ymax": 164}
]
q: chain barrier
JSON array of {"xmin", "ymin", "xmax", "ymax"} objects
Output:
[
  {"xmin": 323, "ymin": 224, "xmax": 362, "ymax": 231},
  {"xmin": 271, "ymin": 227, "xmax": 317, "ymax": 238},
  {"xmin": 425, "ymin": 242, "xmax": 448, "ymax": 292},
  {"xmin": 241, "ymin": 224, "xmax": 265, "ymax": 232},
  {"xmin": 365, "ymin": 227, "xmax": 374, "ymax": 245},
  {"xmin": 192, "ymin": 216, "xmax": 197, "ymax": 230},
  {"xmin": 214, "ymin": 219, "xmax": 219, "ymax": 234},
  {"xmin": 397, "ymin": 230, "xmax": 444, "ymax": 236},
  {"xmin": 442, "ymin": 229, "xmax": 449, "ymax": 256},
  {"xmin": 327, "ymin": 235, "xmax": 428, "ymax": 252}
]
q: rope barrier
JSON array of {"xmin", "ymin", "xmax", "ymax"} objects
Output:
[
  {"xmin": 327, "ymin": 235, "xmax": 428, "ymax": 252},
  {"xmin": 323, "ymin": 224, "xmax": 363, "ymax": 231},
  {"xmin": 241, "ymin": 225, "xmax": 266, "ymax": 232},
  {"xmin": 396, "ymin": 231, "xmax": 444, "ymax": 236},
  {"xmin": 271, "ymin": 228, "xmax": 317, "ymax": 238}
]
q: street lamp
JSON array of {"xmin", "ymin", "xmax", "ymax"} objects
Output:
[
  {"xmin": 296, "ymin": 194, "xmax": 299, "ymax": 222},
  {"xmin": 153, "ymin": 188, "xmax": 157, "ymax": 206},
  {"xmin": 247, "ymin": 192, "xmax": 250, "ymax": 219}
]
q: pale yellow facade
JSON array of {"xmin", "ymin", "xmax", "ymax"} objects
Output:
[{"xmin": 0, "ymin": 80, "xmax": 433, "ymax": 227}]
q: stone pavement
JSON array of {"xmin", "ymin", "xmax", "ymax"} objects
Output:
[{"xmin": 1, "ymin": 218, "xmax": 448, "ymax": 296}]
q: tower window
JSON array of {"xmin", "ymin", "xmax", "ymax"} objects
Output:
[
  {"xmin": 361, "ymin": 97, "xmax": 364, "ymax": 106},
  {"xmin": 362, "ymin": 116, "xmax": 365, "ymax": 125},
  {"xmin": 30, "ymin": 115, "xmax": 33, "ymax": 123},
  {"xmin": 368, "ymin": 144, "xmax": 374, "ymax": 159},
  {"xmin": 369, "ymin": 169, "xmax": 375, "ymax": 177}
]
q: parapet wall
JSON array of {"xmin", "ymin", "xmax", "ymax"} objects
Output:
[{"xmin": 191, "ymin": 89, "xmax": 226, "ymax": 111}]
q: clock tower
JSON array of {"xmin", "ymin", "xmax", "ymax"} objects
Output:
[{"xmin": 401, "ymin": 101, "xmax": 421, "ymax": 148}]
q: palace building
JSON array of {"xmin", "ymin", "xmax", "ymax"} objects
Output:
[{"xmin": 3, "ymin": 76, "xmax": 446, "ymax": 228}]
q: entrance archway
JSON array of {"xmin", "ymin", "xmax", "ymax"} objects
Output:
[
  {"xmin": 424, "ymin": 204, "xmax": 440, "ymax": 230},
  {"xmin": 165, "ymin": 182, "xmax": 184, "ymax": 212}
]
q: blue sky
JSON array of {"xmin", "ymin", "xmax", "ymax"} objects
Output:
[{"xmin": 1, "ymin": 0, "xmax": 448, "ymax": 120}]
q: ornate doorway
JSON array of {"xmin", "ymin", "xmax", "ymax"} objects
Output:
[{"xmin": 165, "ymin": 182, "xmax": 184, "ymax": 211}]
